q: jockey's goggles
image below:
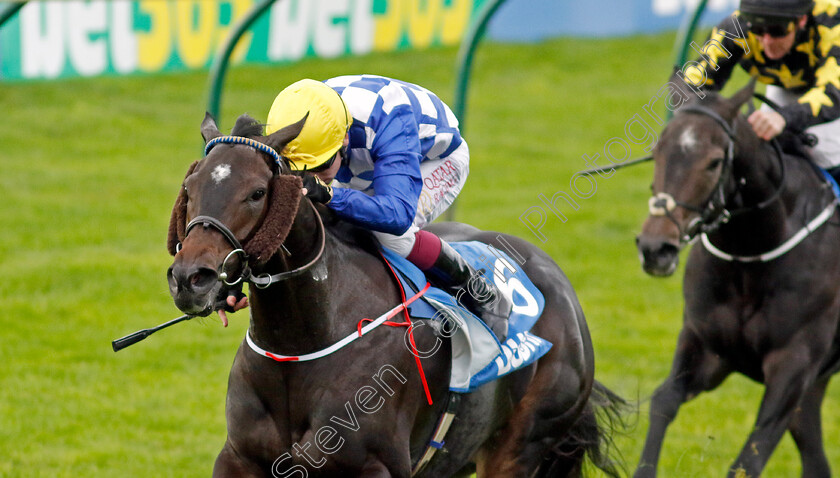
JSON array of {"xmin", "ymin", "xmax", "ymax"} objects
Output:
[
  {"xmin": 747, "ymin": 19, "xmax": 796, "ymax": 37},
  {"xmin": 305, "ymin": 144, "xmax": 346, "ymax": 174}
]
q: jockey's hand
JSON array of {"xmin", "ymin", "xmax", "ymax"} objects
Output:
[
  {"xmin": 217, "ymin": 291, "xmax": 249, "ymax": 328},
  {"xmin": 748, "ymin": 110, "xmax": 786, "ymax": 141},
  {"xmin": 302, "ymin": 175, "xmax": 333, "ymax": 204}
]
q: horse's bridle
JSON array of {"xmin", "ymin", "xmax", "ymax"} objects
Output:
[
  {"xmin": 177, "ymin": 136, "xmax": 327, "ymax": 288},
  {"xmin": 649, "ymin": 104, "xmax": 786, "ymax": 244},
  {"xmin": 181, "ymin": 200, "xmax": 326, "ymax": 288},
  {"xmin": 184, "ymin": 215, "xmax": 250, "ymax": 286}
]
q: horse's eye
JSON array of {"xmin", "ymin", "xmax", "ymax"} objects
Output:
[
  {"xmin": 707, "ymin": 158, "xmax": 724, "ymax": 171},
  {"xmin": 249, "ymin": 189, "xmax": 266, "ymax": 201}
]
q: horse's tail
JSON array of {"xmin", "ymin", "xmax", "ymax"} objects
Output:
[{"xmin": 539, "ymin": 380, "xmax": 630, "ymax": 478}]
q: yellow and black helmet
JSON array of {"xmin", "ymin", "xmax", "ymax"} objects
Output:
[{"xmin": 266, "ymin": 79, "xmax": 352, "ymax": 172}]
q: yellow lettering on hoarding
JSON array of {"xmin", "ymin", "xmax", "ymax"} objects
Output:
[
  {"xmin": 137, "ymin": 1, "xmax": 172, "ymax": 71},
  {"xmin": 408, "ymin": 0, "xmax": 441, "ymax": 48},
  {"xmin": 440, "ymin": 0, "xmax": 471, "ymax": 44},
  {"xmin": 220, "ymin": 0, "xmax": 254, "ymax": 62},
  {"xmin": 373, "ymin": 0, "xmax": 404, "ymax": 51},
  {"xmin": 176, "ymin": 1, "xmax": 216, "ymax": 68}
]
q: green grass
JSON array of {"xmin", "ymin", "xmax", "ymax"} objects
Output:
[{"xmin": 1, "ymin": 32, "xmax": 837, "ymax": 477}]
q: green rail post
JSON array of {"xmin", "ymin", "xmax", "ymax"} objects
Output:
[
  {"xmin": 206, "ymin": 0, "xmax": 278, "ymax": 125},
  {"xmin": 448, "ymin": 0, "xmax": 508, "ymax": 220},
  {"xmin": 669, "ymin": 0, "xmax": 709, "ymax": 118},
  {"xmin": 452, "ymin": 0, "xmax": 508, "ymax": 135},
  {"xmin": 0, "ymin": 2, "xmax": 26, "ymax": 30},
  {"xmin": 673, "ymin": 0, "xmax": 710, "ymax": 67}
]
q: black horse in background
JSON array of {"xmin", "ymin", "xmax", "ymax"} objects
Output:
[
  {"xmin": 635, "ymin": 81, "xmax": 840, "ymax": 477},
  {"xmin": 165, "ymin": 113, "xmax": 625, "ymax": 477}
]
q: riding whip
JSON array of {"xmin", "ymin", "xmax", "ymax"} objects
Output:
[
  {"xmin": 112, "ymin": 314, "xmax": 195, "ymax": 352},
  {"xmin": 578, "ymin": 155, "xmax": 653, "ymax": 177}
]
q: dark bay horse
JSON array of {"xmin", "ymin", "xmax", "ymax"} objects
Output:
[
  {"xmin": 166, "ymin": 113, "xmax": 623, "ymax": 477},
  {"xmin": 635, "ymin": 81, "xmax": 840, "ymax": 477}
]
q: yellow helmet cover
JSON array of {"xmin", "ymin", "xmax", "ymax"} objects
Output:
[{"xmin": 266, "ymin": 79, "xmax": 352, "ymax": 171}]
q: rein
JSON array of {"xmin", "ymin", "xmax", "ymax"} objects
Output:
[{"xmin": 248, "ymin": 200, "xmax": 326, "ymax": 288}]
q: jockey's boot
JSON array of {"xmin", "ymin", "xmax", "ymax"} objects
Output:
[{"xmin": 426, "ymin": 240, "xmax": 512, "ymax": 340}]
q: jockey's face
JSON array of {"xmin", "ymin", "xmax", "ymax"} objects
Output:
[
  {"xmin": 756, "ymin": 15, "xmax": 807, "ymax": 60},
  {"xmin": 315, "ymin": 133, "xmax": 349, "ymax": 184}
]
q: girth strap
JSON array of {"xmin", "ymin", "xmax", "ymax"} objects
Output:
[{"xmin": 411, "ymin": 393, "xmax": 461, "ymax": 476}]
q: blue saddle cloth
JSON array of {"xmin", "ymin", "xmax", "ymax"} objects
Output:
[
  {"xmin": 381, "ymin": 241, "xmax": 553, "ymax": 393},
  {"xmin": 818, "ymin": 168, "xmax": 840, "ymax": 199}
]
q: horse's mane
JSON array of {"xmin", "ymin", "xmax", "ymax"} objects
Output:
[
  {"xmin": 316, "ymin": 205, "xmax": 382, "ymax": 258},
  {"xmin": 687, "ymin": 90, "xmax": 814, "ymax": 160},
  {"xmin": 230, "ymin": 114, "xmax": 265, "ymax": 139}
]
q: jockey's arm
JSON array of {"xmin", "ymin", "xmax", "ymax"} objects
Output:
[
  {"xmin": 329, "ymin": 160, "xmax": 422, "ymax": 235},
  {"xmin": 328, "ymin": 107, "xmax": 424, "ymax": 235}
]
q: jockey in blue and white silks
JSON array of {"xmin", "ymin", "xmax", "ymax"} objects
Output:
[
  {"xmin": 326, "ymin": 75, "xmax": 466, "ymax": 239},
  {"xmin": 265, "ymin": 75, "xmax": 511, "ymax": 337}
]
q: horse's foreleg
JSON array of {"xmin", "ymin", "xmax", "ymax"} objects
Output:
[
  {"xmin": 788, "ymin": 378, "xmax": 831, "ymax": 478},
  {"xmin": 634, "ymin": 328, "xmax": 730, "ymax": 478},
  {"xmin": 213, "ymin": 441, "xmax": 264, "ymax": 478},
  {"xmin": 357, "ymin": 460, "xmax": 399, "ymax": 478},
  {"xmin": 728, "ymin": 345, "xmax": 818, "ymax": 478}
]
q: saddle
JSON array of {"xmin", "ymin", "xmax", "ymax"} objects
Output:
[
  {"xmin": 380, "ymin": 241, "xmax": 553, "ymax": 393},
  {"xmin": 770, "ymin": 130, "xmax": 840, "ymax": 199}
]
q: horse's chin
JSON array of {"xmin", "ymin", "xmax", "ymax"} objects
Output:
[
  {"xmin": 171, "ymin": 285, "xmax": 222, "ymax": 317},
  {"xmin": 642, "ymin": 259, "xmax": 679, "ymax": 277},
  {"xmin": 638, "ymin": 244, "xmax": 680, "ymax": 277}
]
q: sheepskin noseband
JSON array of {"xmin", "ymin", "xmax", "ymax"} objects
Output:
[{"xmin": 167, "ymin": 142, "xmax": 303, "ymax": 267}]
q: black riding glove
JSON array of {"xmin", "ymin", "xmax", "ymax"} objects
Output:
[{"xmin": 302, "ymin": 175, "xmax": 333, "ymax": 204}]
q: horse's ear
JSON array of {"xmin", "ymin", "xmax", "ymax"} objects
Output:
[
  {"xmin": 728, "ymin": 78, "xmax": 757, "ymax": 117},
  {"xmin": 244, "ymin": 175, "xmax": 304, "ymax": 266},
  {"xmin": 167, "ymin": 160, "xmax": 200, "ymax": 255},
  {"xmin": 201, "ymin": 112, "xmax": 222, "ymax": 143},
  {"xmin": 263, "ymin": 113, "xmax": 308, "ymax": 154}
]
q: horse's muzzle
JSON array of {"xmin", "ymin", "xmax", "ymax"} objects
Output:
[
  {"xmin": 636, "ymin": 234, "xmax": 680, "ymax": 277},
  {"xmin": 167, "ymin": 263, "xmax": 222, "ymax": 316}
]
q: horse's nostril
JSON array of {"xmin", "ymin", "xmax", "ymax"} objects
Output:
[
  {"xmin": 189, "ymin": 267, "xmax": 218, "ymax": 292},
  {"xmin": 169, "ymin": 264, "xmax": 218, "ymax": 294}
]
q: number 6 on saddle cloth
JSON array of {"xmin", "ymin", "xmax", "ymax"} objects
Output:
[{"xmin": 380, "ymin": 240, "xmax": 552, "ymax": 393}]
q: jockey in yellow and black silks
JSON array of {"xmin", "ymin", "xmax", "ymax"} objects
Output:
[{"xmin": 685, "ymin": 0, "xmax": 840, "ymax": 171}]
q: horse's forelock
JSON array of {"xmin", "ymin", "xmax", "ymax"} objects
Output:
[
  {"xmin": 230, "ymin": 114, "xmax": 265, "ymax": 139},
  {"xmin": 226, "ymin": 114, "xmax": 295, "ymax": 175}
]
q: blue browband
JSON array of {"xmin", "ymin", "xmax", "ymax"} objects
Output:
[{"xmin": 204, "ymin": 136, "xmax": 283, "ymax": 168}]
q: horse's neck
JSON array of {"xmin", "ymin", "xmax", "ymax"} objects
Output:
[
  {"xmin": 724, "ymin": 130, "xmax": 815, "ymax": 244},
  {"xmin": 247, "ymin": 202, "xmax": 389, "ymax": 355},
  {"xmin": 733, "ymin": 131, "xmax": 783, "ymax": 206}
]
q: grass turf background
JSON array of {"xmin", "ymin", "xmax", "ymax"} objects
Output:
[{"xmin": 1, "ymin": 32, "xmax": 838, "ymax": 476}]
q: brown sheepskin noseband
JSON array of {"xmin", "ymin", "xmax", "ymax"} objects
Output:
[{"xmin": 166, "ymin": 159, "xmax": 304, "ymax": 268}]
